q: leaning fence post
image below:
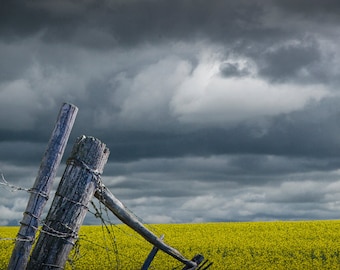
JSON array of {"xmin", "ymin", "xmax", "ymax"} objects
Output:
[
  {"xmin": 7, "ymin": 103, "xmax": 78, "ymax": 270},
  {"xmin": 27, "ymin": 136, "xmax": 110, "ymax": 270},
  {"xmin": 94, "ymin": 185, "xmax": 197, "ymax": 268}
]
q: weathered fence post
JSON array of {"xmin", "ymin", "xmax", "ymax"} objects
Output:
[
  {"xmin": 27, "ymin": 136, "xmax": 109, "ymax": 270},
  {"xmin": 94, "ymin": 185, "xmax": 197, "ymax": 268},
  {"xmin": 8, "ymin": 103, "xmax": 78, "ymax": 270}
]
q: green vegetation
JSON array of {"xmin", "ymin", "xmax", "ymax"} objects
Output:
[{"xmin": 1, "ymin": 220, "xmax": 340, "ymax": 269}]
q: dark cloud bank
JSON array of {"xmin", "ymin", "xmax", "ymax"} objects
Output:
[{"xmin": 2, "ymin": 0, "xmax": 340, "ymax": 225}]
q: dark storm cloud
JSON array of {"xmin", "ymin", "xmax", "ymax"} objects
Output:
[
  {"xmin": 0, "ymin": 0, "xmax": 264, "ymax": 44},
  {"xmin": 104, "ymin": 154, "xmax": 340, "ymax": 191},
  {"xmin": 2, "ymin": 0, "xmax": 340, "ymax": 225},
  {"xmin": 1, "ymin": 0, "xmax": 338, "ymax": 85},
  {"xmin": 273, "ymin": 0, "xmax": 340, "ymax": 16},
  {"xmin": 219, "ymin": 62, "xmax": 250, "ymax": 78},
  {"xmin": 257, "ymin": 38, "xmax": 321, "ymax": 83},
  {"xmin": 96, "ymin": 95, "xmax": 340, "ymax": 162}
]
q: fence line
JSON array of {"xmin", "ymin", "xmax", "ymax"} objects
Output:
[
  {"xmin": 1, "ymin": 177, "xmax": 196, "ymax": 269},
  {"xmin": 0, "ymin": 172, "xmax": 31, "ymax": 193},
  {"xmin": 3, "ymin": 102, "xmax": 209, "ymax": 269},
  {"xmin": 27, "ymin": 136, "xmax": 109, "ymax": 270}
]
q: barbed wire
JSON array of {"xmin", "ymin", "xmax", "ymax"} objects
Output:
[
  {"xmin": 0, "ymin": 171, "xmax": 49, "ymax": 200},
  {"xmin": 0, "ymin": 171, "xmax": 182, "ymax": 270},
  {"xmin": 1, "ymin": 169, "xmax": 161, "ymax": 239},
  {"xmin": 0, "ymin": 171, "xmax": 30, "ymax": 193},
  {"xmin": 88, "ymin": 204, "xmax": 155, "ymax": 242},
  {"xmin": 0, "ymin": 182, "xmax": 144, "ymax": 270},
  {"xmin": 90, "ymin": 200, "xmax": 120, "ymax": 270},
  {"xmin": 0, "ymin": 171, "xmax": 79, "ymax": 247}
]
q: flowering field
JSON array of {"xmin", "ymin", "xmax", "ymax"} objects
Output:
[{"xmin": 1, "ymin": 220, "xmax": 340, "ymax": 269}]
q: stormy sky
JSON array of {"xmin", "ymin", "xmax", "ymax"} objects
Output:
[{"xmin": 2, "ymin": 0, "xmax": 340, "ymax": 226}]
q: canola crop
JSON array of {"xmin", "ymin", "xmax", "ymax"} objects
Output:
[{"xmin": 1, "ymin": 220, "xmax": 340, "ymax": 269}]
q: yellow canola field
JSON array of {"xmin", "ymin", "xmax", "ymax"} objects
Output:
[{"xmin": 1, "ymin": 220, "xmax": 340, "ymax": 269}]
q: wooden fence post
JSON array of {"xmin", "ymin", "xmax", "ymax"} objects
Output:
[
  {"xmin": 8, "ymin": 103, "xmax": 78, "ymax": 270},
  {"xmin": 27, "ymin": 136, "xmax": 109, "ymax": 270},
  {"xmin": 95, "ymin": 185, "xmax": 197, "ymax": 269}
]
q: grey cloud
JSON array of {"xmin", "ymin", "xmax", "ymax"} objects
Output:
[
  {"xmin": 257, "ymin": 38, "xmax": 321, "ymax": 83},
  {"xmin": 170, "ymin": 179, "xmax": 340, "ymax": 222},
  {"xmin": 2, "ymin": 0, "xmax": 340, "ymax": 225},
  {"xmin": 0, "ymin": 40, "xmax": 36, "ymax": 82},
  {"xmin": 15, "ymin": 89, "xmax": 335, "ymax": 167},
  {"xmin": 101, "ymin": 156, "xmax": 340, "ymax": 204},
  {"xmin": 219, "ymin": 62, "xmax": 250, "ymax": 78},
  {"xmin": 273, "ymin": 0, "xmax": 340, "ymax": 18},
  {"xmin": 2, "ymin": 152, "xmax": 340, "ymax": 225},
  {"xmin": 2, "ymin": 0, "xmax": 339, "ymax": 86},
  {"xmin": 0, "ymin": 0, "xmax": 286, "ymax": 52},
  {"xmin": 96, "ymin": 98, "xmax": 340, "ymax": 161},
  {"xmin": 0, "ymin": 205, "xmax": 24, "ymax": 225},
  {"xmin": 0, "ymin": 142, "xmax": 46, "ymax": 167},
  {"xmin": 266, "ymin": 181, "xmax": 325, "ymax": 203}
]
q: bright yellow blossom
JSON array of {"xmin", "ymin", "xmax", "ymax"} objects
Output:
[{"xmin": 1, "ymin": 220, "xmax": 340, "ymax": 269}]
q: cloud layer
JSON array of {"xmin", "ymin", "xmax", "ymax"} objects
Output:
[{"xmin": 2, "ymin": 0, "xmax": 340, "ymax": 225}]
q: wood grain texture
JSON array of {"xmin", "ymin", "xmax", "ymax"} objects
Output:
[
  {"xmin": 27, "ymin": 136, "xmax": 109, "ymax": 270},
  {"xmin": 8, "ymin": 103, "xmax": 78, "ymax": 270}
]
